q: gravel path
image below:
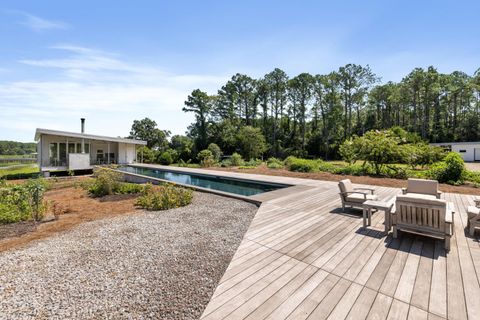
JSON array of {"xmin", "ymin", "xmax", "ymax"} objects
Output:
[{"xmin": 0, "ymin": 192, "xmax": 257, "ymax": 320}]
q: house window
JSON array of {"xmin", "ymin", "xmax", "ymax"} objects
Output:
[
  {"xmin": 68, "ymin": 143, "xmax": 76, "ymax": 153},
  {"xmin": 75, "ymin": 143, "xmax": 90, "ymax": 153},
  {"xmin": 49, "ymin": 143, "xmax": 58, "ymax": 164},
  {"xmin": 459, "ymin": 150, "xmax": 467, "ymax": 153}
]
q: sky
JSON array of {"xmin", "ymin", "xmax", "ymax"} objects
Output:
[{"xmin": 0, "ymin": 0, "xmax": 479, "ymax": 142}]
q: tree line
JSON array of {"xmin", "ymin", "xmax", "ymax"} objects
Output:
[
  {"xmin": 0, "ymin": 141, "xmax": 37, "ymax": 156},
  {"xmin": 182, "ymin": 64, "xmax": 480, "ymax": 160}
]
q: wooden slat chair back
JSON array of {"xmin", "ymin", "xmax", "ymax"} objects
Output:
[{"xmin": 393, "ymin": 195, "xmax": 454, "ymax": 250}]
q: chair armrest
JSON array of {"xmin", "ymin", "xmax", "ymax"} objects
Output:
[
  {"xmin": 436, "ymin": 191, "xmax": 443, "ymax": 199},
  {"xmin": 445, "ymin": 207, "xmax": 454, "ymax": 235},
  {"xmin": 354, "ymin": 187, "xmax": 375, "ymax": 194},
  {"xmin": 401, "ymin": 187, "xmax": 407, "ymax": 194},
  {"xmin": 445, "ymin": 209, "xmax": 453, "ymax": 224},
  {"xmin": 340, "ymin": 191, "xmax": 367, "ymax": 199}
]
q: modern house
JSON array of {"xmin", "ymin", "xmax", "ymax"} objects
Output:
[
  {"xmin": 431, "ymin": 141, "xmax": 480, "ymax": 162},
  {"xmin": 35, "ymin": 119, "xmax": 147, "ymax": 174}
]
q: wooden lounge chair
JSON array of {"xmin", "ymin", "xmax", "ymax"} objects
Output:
[
  {"xmin": 392, "ymin": 195, "xmax": 454, "ymax": 251},
  {"xmin": 402, "ymin": 178, "xmax": 442, "ymax": 199},
  {"xmin": 467, "ymin": 206, "xmax": 480, "ymax": 236},
  {"xmin": 338, "ymin": 179, "xmax": 378, "ymax": 212}
]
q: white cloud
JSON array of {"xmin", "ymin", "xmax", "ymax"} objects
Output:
[
  {"xmin": 0, "ymin": 45, "xmax": 227, "ymax": 141},
  {"xmin": 18, "ymin": 12, "xmax": 68, "ymax": 32}
]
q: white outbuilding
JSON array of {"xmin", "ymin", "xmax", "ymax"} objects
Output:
[{"xmin": 431, "ymin": 142, "xmax": 480, "ymax": 162}]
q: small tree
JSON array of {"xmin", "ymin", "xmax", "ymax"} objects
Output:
[
  {"xmin": 207, "ymin": 143, "xmax": 222, "ymax": 162},
  {"xmin": 350, "ymin": 130, "xmax": 402, "ymax": 175},
  {"xmin": 339, "ymin": 137, "xmax": 357, "ymax": 164},
  {"xmin": 137, "ymin": 146, "xmax": 158, "ymax": 164},
  {"xmin": 235, "ymin": 126, "xmax": 267, "ymax": 160}
]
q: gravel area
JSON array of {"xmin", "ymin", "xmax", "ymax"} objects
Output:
[{"xmin": 0, "ymin": 192, "xmax": 257, "ymax": 320}]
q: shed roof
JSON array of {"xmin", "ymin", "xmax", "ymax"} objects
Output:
[
  {"xmin": 34, "ymin": 128, "xmax": 147, "ymax": 145},
  {"xmin": 430, "ymin": 141, "xmax": 480, "ymax": 146}
]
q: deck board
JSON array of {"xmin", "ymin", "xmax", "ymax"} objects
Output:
[{"xmin": 189, "ymin": 168, "xmax": 480, "ymax": 319}]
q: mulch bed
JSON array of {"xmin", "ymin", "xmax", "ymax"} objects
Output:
[{"xmin": 0, "ymin": 186, "xmax": 141, "ymax": 252}]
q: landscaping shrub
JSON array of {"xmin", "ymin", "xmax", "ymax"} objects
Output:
[
  {"xmin": 244, "ymin": 158, "xmax": 262, "ymax": 167},
  {"xmin": 136, "ymin": 183, "xmax": 193, "ymax": 210},
  {"xmin": 333, "ymin": 163, "xmax": 369, "ymax": 176},
  {"xmin": 230, "ymin": 152, "xmax": 245, "ymax": 166},
  {"xmin": 317, "ymin": 161, "xmax": 336, "ymax": 173},
  {"xmin": 286, "ymin": 157, "xmax": 320, "ymax": 172},
  {"xmin": 177, "ymin": 159, "xmax": 201, "ymax": 168},
  {"xmin": 207, "ymin": 143, "xmax": 222, "ymax": 162},
  {"xmin": 428, "ymin": 152, "xmax": 466, "ymax": 184},
  {"xmin": 220, "ymin": 158, "xmax": 232, "ymax": 167},
  {"xmin": 86, "ymin": 168, "xmax": 144, "ymax": 196},
  {"xmin": 158, "ymin": 151, "xmax": 174, "ymax": 165},
  {"xmin": 283, "ymin": 156, "xmax": 296, "ymax": 167},
  {"xmin": 267, "ymin": 157, "xmax": 284, "ymax": 169},
  {"xmin": 115, "ymin": 183, "xmax": 145, "ymax": 194},
  {"xmin": 0, "ymin": 178, "xmax": 48, "ymax": 224},
  {"xmin": 197, "ymin": 149, "xmax": 215, "ymax": 167},
  {"xmin": 87, "ymin": 168, "xmax": 123, "ymax": 196}
]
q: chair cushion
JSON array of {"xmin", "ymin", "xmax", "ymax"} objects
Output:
[
  {"xmin": 406, "ymin": 178, "xmax": 438, "ymax": 196},
  {"xmin": 402, "ymin": 193, "xmax": 438, "ymax": 201},
  {"xmin": 346, "ymin": 193, "xmax": 378, "ymax": 203},
  {"xmin": 468, "ymin": 206, "xmax": 480, "ymax": 220},
  {"xmin": 338, "ymin": 179, "xmax": 353, "ymax": 193},
  {"xmin": 396, "ymin": 195, "xmax": 446, "ymax": 206}
]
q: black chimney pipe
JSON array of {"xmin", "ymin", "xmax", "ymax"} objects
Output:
[{"xmin": 81, "ymin": 118, "xmax": 85, "ymax": 133}]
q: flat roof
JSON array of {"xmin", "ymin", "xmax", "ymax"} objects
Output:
[
  {"xmin": 431, "ymin": 141, "xmax": 480, "ymax": 146},
  {"xmin": 35, "ymin": 128, "xmax": 147, "ymax": 145}
]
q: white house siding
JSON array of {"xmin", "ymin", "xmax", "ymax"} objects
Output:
[
  {"xmin": 451, "ymin": 144, "xmax": 480, "ymax": 162},
  {"xmin": 118, "ymin": 143, "xmax": 136, "ymax": 164}
]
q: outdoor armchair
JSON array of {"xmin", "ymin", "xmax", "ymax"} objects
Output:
[
  {"xmin": 402, "ymin": 178, "xmax": 442, "ymax": 199},
  {"xmin": 392, "ymin": 195, "xmax": 454, "ymax": 251},
  {"xmin": 338, "ymin": 179, "xmax": 378, "ymax": 212}
]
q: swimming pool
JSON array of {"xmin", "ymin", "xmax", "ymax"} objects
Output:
[{"xmin": 118, "ymin": 166, "xmax": 288, "ymax": 196}]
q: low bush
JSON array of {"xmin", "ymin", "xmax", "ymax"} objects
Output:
[
  {"xmin": 86, "ymin": 168, "xmax": 144, "ymax": 197},
  {"xmin": 267, "ymin": 157, "xmax": 284, "ymax": 169},
  {"xmin": 158, "ymin": 151, "xmax": 174, "ymax": 165},
  {"xmin": 115, "ymin": 183, "xmax": 145, "ymax": 194},
  {"xmin": 176, "ymin": 159, "xmax": 201, "ymax": 168},
  {"xmin": 0, "ymin": 178, "xmax": 48, "ymax": 224},
  {"xmin": 230, "ymin": 153, "xmax": 245, "ymax": 166},
  {"xmin": 136, "ymin": 183, "xmax": 193, "ymax": 210},
  {"xmin": 220, "ymin": 159, "xmax": 232, "ymax": 167},
  {"xmin": 333, "ymin": 163, "xmax": 369, "ymax": 176},
  {"xmin": 238, "ymin": 165, "xmax": 257, "ymax": 169},
  {"xmin": 286, "ymin": 157, "xmax": 320, "ymax": 172},
  {"xmin": 197, "ymin": 149, "xmax": 215, "ymax": 167},
  {"xmin": 283, "ymin": 156, "xmax": 296, "ymax": 167},
  {"xmin": 244, "ymin": 158, "xmax": 262, "ymax": 167},
  {"xmin": 208, "ymin": 143, "xmax": 222, "ymax": 162},
  {"xmin": 428, "ymin": 152, "xmax": 466, "ymax": 184}
]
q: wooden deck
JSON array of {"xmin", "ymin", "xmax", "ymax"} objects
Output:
[{"xmin": 167, "ymin": 168, "xmax": 480, "ymax": 320}]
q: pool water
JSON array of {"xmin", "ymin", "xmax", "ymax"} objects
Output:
[{"xmin": 118, "ymin": 166, "xmax": 288, "ymax": 196}]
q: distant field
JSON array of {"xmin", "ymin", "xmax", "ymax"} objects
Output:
[
  {"xmin": 0, "ymin": 155, "xmax": 36, "ymax": 159},
  {"xmin": 0, "ymin": 164, "xmax": 39, "ymax": 179}
]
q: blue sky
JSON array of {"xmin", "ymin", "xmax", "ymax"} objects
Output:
[{"xmin": 1, "ymin": 0, "xmax": 479, "ymax": 142}]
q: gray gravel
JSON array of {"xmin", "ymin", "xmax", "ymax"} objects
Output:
[{"xmin": 0, "ymin": 192, "xmax": 257, "ymax": 320}]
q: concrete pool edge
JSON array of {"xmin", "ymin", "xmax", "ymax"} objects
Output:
[{"xmin": 114, "ymin": 164, "xmax": 295, "ymax": 205}]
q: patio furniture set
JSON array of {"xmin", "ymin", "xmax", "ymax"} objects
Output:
[{"xmin": 339, "ymin": 178, "xmax": 455, "ymax": 251}]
